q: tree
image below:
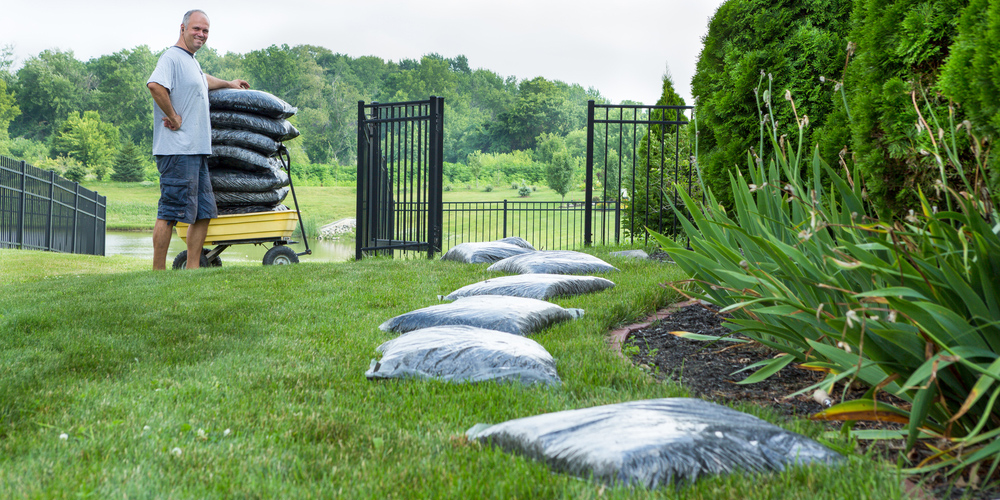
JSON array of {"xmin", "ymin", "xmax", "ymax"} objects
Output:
[
  {"xmin": 546, "ymin": 149, "xmax": 575, "ymax": 200},
  {"xmin": 0, "ymin": 77, "xmax": 19, "ymax": 142},
  {"xmin": 50, "ymin": 110, "xmax": 120, "ymax": 180},
  {"xmin": 691, "ymin": 0, "xmax": 851, "ymax": 207},
  {"xmin": 466, "ymin": 151, "xmax": 484, "ymax": 186},
  {"xmin": 110, "ymin": 140, "xmax": 147, "ymax": 182},
  {"xmin": 533, "ymin": 132, "xmax": 565, "ymax": 165},
  {"xmin": 837, "ymin": 0, "xmax": 966, "ymax": 214},
  {"xmin": 10, "ymin": 49, "xmax": 92, "ymax": 140},
  {"xmin": 88, "ymin": 46, "xmax": 157, "ymax": 148}
]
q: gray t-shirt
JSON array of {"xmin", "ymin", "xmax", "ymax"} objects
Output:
[{"xmin": 147, "ymin": 46, "xmax": 212, "ymax": 155}]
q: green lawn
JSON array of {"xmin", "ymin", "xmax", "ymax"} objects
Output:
[{"xmin": 0, "ymin": 250, "xmax": 908, "ymax": 499}]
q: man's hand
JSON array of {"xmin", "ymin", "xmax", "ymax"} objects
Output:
[
  {"xmin": 206, "ymin": 75, "xmax": 250, "ymax": 91},
  {"xmin": 162, "ymin": 113, "xmax": 182, "ymax": 131}
]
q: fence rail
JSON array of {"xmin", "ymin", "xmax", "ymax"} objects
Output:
[
  {"xmin": 433, "ymin": 200, "xmax": 620, "ymax": 252},
  {"xmin": 0, "ymin": 155, "xmax": 106, "ymax": 255}
]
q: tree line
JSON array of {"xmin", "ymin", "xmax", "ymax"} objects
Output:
[{"xmin": 0, "ymin": 44, "xmax": 606, "ymax": 192}]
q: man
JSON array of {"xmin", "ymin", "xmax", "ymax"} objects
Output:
[{"xmin": 147, "ymin": 9, "xmax": 249, "ymax": 270}]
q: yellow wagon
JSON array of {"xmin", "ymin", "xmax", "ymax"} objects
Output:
[{"xmin": 171, "ymin": 149, "xmax": 311, "ymax": 268}]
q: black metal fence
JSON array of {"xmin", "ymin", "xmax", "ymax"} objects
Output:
[
  {"xmin": 356, "ymin": 97, "xmax": 444, "ymax": 259},
  {"xmin": 585, "ymin": 100, "xmax": 696, "ymax": 246},
  {"xmin": 1, "ymin": 155, "xmax": 106, "ymax": 255},
  {"xmin": 439, "ymin": 200, "xmax": 620, "ymax": 251},
  {"xmin": 354, "ymin": 99, "xmax": 696, "ymax": 258}
]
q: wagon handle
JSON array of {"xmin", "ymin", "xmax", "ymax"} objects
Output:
[{"xmin": 277, "ymin": 145, "xmax": 312, "ymax": 256}]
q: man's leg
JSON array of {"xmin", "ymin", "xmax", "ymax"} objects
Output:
[
  {"xmin": 152, "ymin": 218, "xmax": 174, "ymax": 270},
  {"xmin": 185, "ymin": 218, "xmax": 211, "ymax": 269}
]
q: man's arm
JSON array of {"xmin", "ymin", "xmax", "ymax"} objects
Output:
[
  {"xmin": 206, "ymin": 75, "xmax": 250, "ymax": 90},
  {"xmin": 147, "ymin": 82, "xmax": 181, "ymax": 131}
]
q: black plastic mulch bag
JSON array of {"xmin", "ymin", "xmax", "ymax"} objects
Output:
[
  {"xmin": 208, "ymin": 89, "xmax": 297, "ymax": 119},
  {"xmin": 208, "ymin": 145, "xmax": 278, "ymax": 173},
  {"xmin": 466, "ymin": 398, "xmax": 844, "ymax": 488},
  {"xmin": 496, "ymin": 236, "xmax": 535, "ymax": 249},
  {"xmin": 378, "ymin": 296, "xmax": 584, "ymax": 336},
  {"xmin": 488, "ymin": 250, "xmax": 619, "ymax": 275},
  {"xmin": 210, "ymin": 111, "xmax": 300, "ymax": 141},
  {"xmin": 217, "ymin": 204, "xmax": 288, "ymax": 215},
  {"xmin": 365, "ymin": 325, "xmax": 561, "ymax": 386},
  {"xmin": 214, "ymin": 186, "xmax": 289, "ymax": 207},
  {"xmin": 442, "ymin": 274, "xmax": 615, "ymax": 301},
  {"xmin": 210, "ymin": 164, "xmax": 289, "ymax": 192},
  {"xmin": 441, "ymin": 240, "xmax": 536, "ymax": 264},
  {"xmin": 212, "ymin": 128, "xmax": 279, "ymax": 155}
]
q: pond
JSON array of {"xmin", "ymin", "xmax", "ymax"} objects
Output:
[{"xmin": 104, "ymin": 231, "xmax": 354, "ymax": 265}]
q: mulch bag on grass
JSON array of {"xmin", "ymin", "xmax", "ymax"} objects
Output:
[
  {"xmin": 488, "ymin": 250, "xmax": 619, "ymax": 275},
  {"xmin": 442, "ymin": 274, "xmax": 615, "ymax": 301},
  {"xmin": 214, "ymin": 186, "xmax": 289, "ymax": 206},
  {"xmin": 210, "ymin": 111, "xmax": 300, "ymax": 141},
  {"xmin": 365, "ymin": 325, "xmax": 561, "ymax": 386},
  {"xmin": 211, "ymin": 128, "xmax": 280, "ymax": 155},
  {"xmin": 496, "ymin": 236, "xmax": 534, "ymax": 249},
  {"xmin": 379, "ymin": 296, "xmax": 583, "ymax": 336},
  {"xmin": 441, "ymin": 239, "xmax": 536, "ymax": 264},
  {"xmin": 466, "ymin": 398, "xmax": 843, "ymax": 488},
  {"xmin": 217, "ymin": 204, "xmax": 288, "ymax": 215},
  {"xmin": 210, "ymin": 164, "xmax": 289, "ymax": 192},
  {"xmin": 208, "ymin": 89, "xmax": 297, "ymax": 119}
]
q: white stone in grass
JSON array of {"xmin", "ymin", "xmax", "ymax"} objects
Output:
[{"xmin": 610, "ymin": 249, "xmax": 649, "ymax": 260}]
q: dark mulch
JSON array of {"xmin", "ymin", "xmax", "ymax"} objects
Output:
[{"xmin": 622, "ymin": 302, "xmax": 998, "ymax": 500}]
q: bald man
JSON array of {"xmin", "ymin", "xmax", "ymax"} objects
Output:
[{"xmin": 146, "ymin": 9, "xmax": 249, "ymax": 270}]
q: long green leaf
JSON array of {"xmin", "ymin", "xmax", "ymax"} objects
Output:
[{"xmin": 737, "ymin": 354, "xmax": 795, "ymax": 384}]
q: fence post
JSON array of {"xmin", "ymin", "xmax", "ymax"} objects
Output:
[
  {"xmin": 502, "ymin": 200, "xmax": 508, "ymax": 238},
  {"xmin": 356, "ymin": 101, "xmax": 366, "ymax": 261},
  {"xmin": 17, "ymin": 161, "xmax": 26, "ymax": 249},
  {"xmin": 72, "ymin": 182, "xmax": 80, "ymax": 254},
  {"xmin": 584, "ymin": 100, "xmax": 595, "ymax": 247},
  {"xmin": 47, "ymin": 170, "xmax": 55, "ymax": 252}
]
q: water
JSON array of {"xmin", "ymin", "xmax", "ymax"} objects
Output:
[{"xmin": 105, "ymin": 231, "xmax": 355, "ymax": 265}]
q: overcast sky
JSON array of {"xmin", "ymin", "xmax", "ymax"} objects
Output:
[{"xmin": 4, "ymin": 1, "xmax": 724, "ymax": 105}]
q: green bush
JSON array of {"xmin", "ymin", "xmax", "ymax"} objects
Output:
[
  {"xmin": 938, "ymin": 0, "xmax": 1000, "ymax": 195},
  {"xmin": 835, "ymin": 0, "xmax": 966, "ymax": 216},
  {"xmin": 691, "ymin": 0, "xmax": 851, "ymax": 208},
  {"xmin": 654, "ymin": 85, "xmax": 1000, "ymax": 477}
]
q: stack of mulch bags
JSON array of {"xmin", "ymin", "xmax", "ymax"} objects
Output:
[{"xmin": 207, "ymin": 89, "xmax": 300, "ymax": 215}]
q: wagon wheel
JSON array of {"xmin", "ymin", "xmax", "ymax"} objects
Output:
[
  {"xmin": 263, "ymin": 245, "xmax": 298, "ymax": 265},
  {"xmin": 172, "ymin": 248, "xmax": 221, "ymax": 269}
]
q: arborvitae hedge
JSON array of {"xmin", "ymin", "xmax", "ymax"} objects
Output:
[
  {"xmin": 836, "ymin": 0, "xmax": 965, "ymax": 215},
  {"xmin": 691, "ymin": 0, "xmax": 995, "ymax": 215},
  {"xmin": 691, "ymin": 0, "xmax": 851, "ymax": 208},
  {"xmin": 939, "ymin": 0, "xmax": 1000, "ymax": 191}
]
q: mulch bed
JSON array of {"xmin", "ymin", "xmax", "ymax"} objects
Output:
[{"xmin": 616, "ymin": 301, "xmax": 998, "ymax": 500}]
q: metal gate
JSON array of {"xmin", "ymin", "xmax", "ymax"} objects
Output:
[
  {"xmin": 356, "ymin": 97, "xmax": 444, "ymax": 260},
  {"xmin": 584, "ymin": 100, "xmax": 696, "ymax": 246}
]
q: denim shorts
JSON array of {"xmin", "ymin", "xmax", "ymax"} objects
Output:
[{"xmin": 156, "ymin": 155, "xmax": 217, "ymax": 224}]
